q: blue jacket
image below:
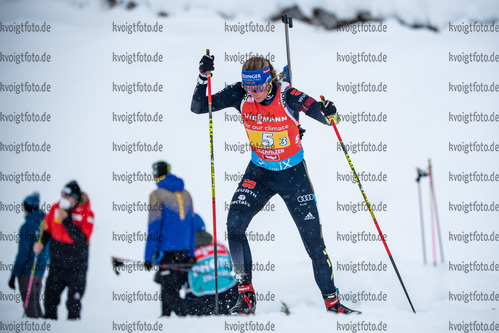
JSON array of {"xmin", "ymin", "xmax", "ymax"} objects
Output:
[
  {"xmin": 12, "ymin": 210, "xmax": 50, "ymax": 277},
  {"xmin": 145, "ymin": 174, "xmax": 195, "ymax": 262}
]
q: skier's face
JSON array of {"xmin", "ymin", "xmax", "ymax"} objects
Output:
[
  {"xmin": 247, "ymin": 83, "xmax": 270, "ymax": 103},
  {"xmin": 60, "ymin": 193, "xmax": 77, "ymax": 209}
]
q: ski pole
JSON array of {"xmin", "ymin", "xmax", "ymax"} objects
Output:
[
  {"xmin": 206, "ymin": 49, "xmax": 219, "ymax": 315},
  {"xmin": 416, "ymin": 168, "xmax": 428, "ymax": 265},
  {"xmin": 428, "ymin": 159, "xmax": 444, "ymax": 264},
  {"xmin": 282, "ymin": 15, "xmax": 293, "ymax": 86},
  {"xmin": 429, "ymin": 181, "xmax": 437, "ymax": 266},
  {"xmin": 24, "ymin": 255, "xmax": 38, "ymax": 314},
  {"xmin": 111, "ymin": 256, "xmax": 231, "ymax": 277},
  {"xmin": 111, "ymin": 256, "xmax": 194, "ymax": 269},
  {"xmin": 320, "ymin": 96, "xmax": 416, "ymax": 313},
  {"xmin": 24, "ymin": 227, "xmax": 43, "ymax": 314}
]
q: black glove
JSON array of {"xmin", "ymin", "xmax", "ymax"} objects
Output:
[
  {"xmin": 199, "ymin": 54, "xmax": 215, "ymax": 78},
  {"xmin": 144, "ymin": 261, "xmax": 153, "ymax": 271},
  {"xmin": 321, "ymin": 99, "xmax": 336, "ymax": 117},
  {"xmin": 321, "ymin": 99, "xmax": 340, "ymax": 124},
  {"xmin": 8, "ymin": 275, "xmax": 15, "ymax": 290},
  {"xmin": 298, "ymin": 125, "xmax": 306, "ymax": 140}
]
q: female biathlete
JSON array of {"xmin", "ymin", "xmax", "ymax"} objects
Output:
[{"xmin": 191, "ymin": 53, "xmax": 358, "ymax": 315}]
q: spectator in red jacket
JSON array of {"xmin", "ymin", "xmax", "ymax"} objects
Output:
[{"xmin": 34, "ymin": 180, "xmax": 94, "ymax": 320}]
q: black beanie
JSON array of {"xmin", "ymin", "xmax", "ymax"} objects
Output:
[
  {"xmin": 23, "ymin": 192, "xmax": 40, "ymax": 213},
  {"xmin": 153, "ymin": 161, "xmax": 171, "ymax": 180},
  {"xmin": 196, "ymin": 230, "xmax": 213, "ymax": 248},
  {"xmin": 61, "ymin": 180, "xmax": 81, "ymax": 201}
]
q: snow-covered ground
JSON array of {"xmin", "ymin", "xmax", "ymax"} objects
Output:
[{"xmin": 1, "ymin": 1, "xmax": 498, "ymax": 332}]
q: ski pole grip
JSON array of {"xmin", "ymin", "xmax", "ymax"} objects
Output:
[
  {"xmin": 206, "ymin": 48, "xmax": 212, "ymax": 77},
  {"xmin": 282, "ymin": 15, "xmax": 293, "ymax": 28}
]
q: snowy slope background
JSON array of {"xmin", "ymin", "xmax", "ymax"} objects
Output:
[{"xmin": 1, "ymin": 1, "xmax": 498, "ymax": 332}]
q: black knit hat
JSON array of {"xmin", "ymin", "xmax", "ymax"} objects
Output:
[
  {"xmin": 152, "ymin": 161, "xmax": 171, "ymax": 180},
  {"xmin": 23, "ymin": 192, "xmax": 40, "ymax": 213},
  {"xmin": 196, "ymin": 230, "xmax": 213, "ymax": 247},
  {"xmin": 61, "ymin": 180, "xmax": 81, "ymax": 201}
]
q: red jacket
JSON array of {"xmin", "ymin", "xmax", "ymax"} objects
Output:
[{"xmin": 43, "ymin": 193, "xmax": 94, "ymax": 244}]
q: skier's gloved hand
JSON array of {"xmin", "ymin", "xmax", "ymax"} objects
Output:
[
  {"xmin": 321, "ymin": 99, "xmax": 340, "ymax": 125},
  {"xmin": 298, "ymin": 125, "xmax": 306, "ymax": 140},
  {"xmin": 199, "ymin": 54, "xmax": 215, "ymax": 79},
  {"xmin": 144, "ymin": 262, "xmax": 153, "ymax": 271},
  {"xmin": 8, "ymin": 275, "xmax": 15, "ymax": 290}
]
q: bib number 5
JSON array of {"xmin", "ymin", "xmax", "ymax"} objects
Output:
[
  {"xmin": 247, "ymin": 130, "xmax": 290, "ymax": 149},
  {"xmin": 261, "ymin": 133, "xmax": 274, "ymax": 147}
]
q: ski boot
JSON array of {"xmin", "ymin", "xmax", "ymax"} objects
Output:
[
  {"xmin": 324, "ymin": 289, "xmax": 362, "ymax": 314},
  {"xmin": 230, "ymin": 283, "xmax": 257, "ymax": 315}
]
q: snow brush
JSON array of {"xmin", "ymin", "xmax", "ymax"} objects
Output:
[{"xmin": 320, "ymin": 96, "xmax": 416, "ymax": 314}]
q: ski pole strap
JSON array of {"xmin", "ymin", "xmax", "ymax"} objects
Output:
[{"xmin": 206, "ymin": 48, "xmax": 212, "ymax": 84}]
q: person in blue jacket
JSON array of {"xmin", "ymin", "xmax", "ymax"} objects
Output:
[
  {"xmin": 8, "ymin": 192, "xmax": 50, "ymax": 318},
  {"xmin": 144, "ymin": 161, "xmax": 196, "ymax": 317}
]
